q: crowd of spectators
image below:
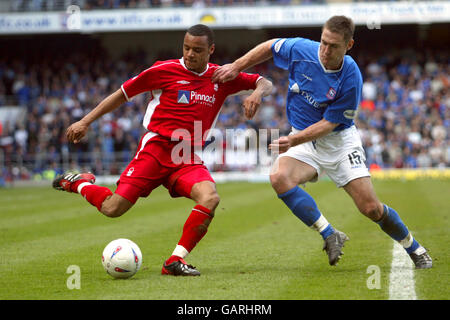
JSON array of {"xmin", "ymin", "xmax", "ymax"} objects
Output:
[
  {"xmin": 356, "ymin": 49, "xmax": 448, "ymax": 170},
  {"xmin": 0, "ymin": 38, "xmax": 448, "ymax": 184}
]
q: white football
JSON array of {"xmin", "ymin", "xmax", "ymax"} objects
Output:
[{"xmin": 102, "ymin": 239, "xmax": 142, "ymax": 279}]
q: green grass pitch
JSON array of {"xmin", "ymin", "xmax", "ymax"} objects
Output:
[{"xmin": 0, "ymin": 180, "xmax": 448, "ymax": 300}]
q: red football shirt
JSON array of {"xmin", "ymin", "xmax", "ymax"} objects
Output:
[{"xmin": 121, "ymin": 58, "xmax": 261, "ymax": 146}]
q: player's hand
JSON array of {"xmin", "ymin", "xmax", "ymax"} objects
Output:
[
  {"xmin": 243, "ymin": 92, "xmax": 262, "ymax": 119},
  {"xmin": 269, "ymin": 136, "xmax": 291, "ymax": 154},
  {"xmin": 212, "ymin": 63, "xmax": 240, "ymax": 83},
  {"xmin": 66, "ymin": 120, "xmax": 89, "ymax": 144}
]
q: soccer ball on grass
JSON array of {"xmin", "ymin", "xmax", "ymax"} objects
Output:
[{"xmin": 102, "ymin": 238, "xmax": 142, "ymax": 279}]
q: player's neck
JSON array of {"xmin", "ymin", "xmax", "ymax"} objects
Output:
[
  {"xmin": 322, "ymin": 59, "xmax": 343, "ymax": 71},
  {"xmin": 188, "ymin": 64, "xmax": 208, "ymax": 74},
  {"xmin": 180, "ymin": 57, "xmax": 209, "ymax": 75}
]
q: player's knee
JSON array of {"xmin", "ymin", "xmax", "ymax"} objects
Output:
[
  {"xmin": 197, "ymin": 192, "xmax": 220, "ymax": 213},
  {"xmin": 359, "ymin": 201, "xmax": 383, "ymax": 221},
  {"xmin": 101, "ymin": 202, "xmax": 128, "ymax": 218},
  {"xmin": 270, "ymin": 171, "xmax": 292, "ymax": 194}
]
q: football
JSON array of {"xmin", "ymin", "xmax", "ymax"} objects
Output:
[{"xmin": 102, "ymin": 239, "xmax": 142, "ymax": 279}]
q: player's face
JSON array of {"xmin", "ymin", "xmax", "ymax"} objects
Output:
[
  {"xmin": 319, "ymin": 28, "xmax": 354, "ymax": 70},
  {"xmin": 183, "ymin": 33, "xmax": 215, "ymax": 74}
]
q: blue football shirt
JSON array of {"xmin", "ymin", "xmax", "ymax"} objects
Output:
[{"xmin": 271, "ymin": 37, "xmax": 363, "ymax": 132}]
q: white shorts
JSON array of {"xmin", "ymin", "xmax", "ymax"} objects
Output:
[{"xmin": 278, "ymin": 125, "xmax": 370, "ymax": 187}]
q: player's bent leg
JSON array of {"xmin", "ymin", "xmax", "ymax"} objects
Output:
[
  {"xmin": 190, "ymin": 180, "xmax": 220, "ymax": 214},
  {"xmin": 343, "ymin": 177, "xmax": 384, "ymax": 221},
  {"xmin": 53, "ymin": 171, "xmax": 96, "ymax": 193},
  {"xmin": 343, "ymin": 177, "xmax": 432, "ymax": 268},
  {"xmin": 271, "ymin": 157, "xmax": 346, "ymax": 265},
  {"xmin": 163, "ymin": 175, "xmax": 217, "ymax": 276},
  {"xmin": 269, "ymin": 157, "xmax": 317, "ymax": 194},
  {"xmin": 100, "ymin": 193, "xmax": 134, "ymax": 218},
  {"xmin": 53, "ymin": 171, "xmax": 118, "ymax": 215}
]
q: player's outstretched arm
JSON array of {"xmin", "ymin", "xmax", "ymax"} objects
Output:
[
  {"xmin": 269, "ymin": 119, "xmax": 339, "ymax": 153},
  {"xmin": 66, "ymin": 89, "xmax": 127, "ymax": 144},
  {"xmin": 212, "ymin": 39, "xmax": 277, "ymax": 83},
  {"xmin": 243, "ymin": 77, "xmax": 273, "ymax": 120}
]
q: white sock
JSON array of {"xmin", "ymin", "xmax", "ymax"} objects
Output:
[{"xmin": 171, "ymin": 245, "xmax": 189, "ymax": 259}]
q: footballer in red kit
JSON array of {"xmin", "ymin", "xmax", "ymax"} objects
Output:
[
  {"xmin": 53, "ymin": 24, "xmax": 273, "ymax": 276},
  {"xmin": 121, "ymin": 57, "xmax": 261, "ymax": 144}
]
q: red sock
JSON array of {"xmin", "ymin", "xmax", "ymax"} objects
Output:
[
  {"xmin": 79, "ymin": 184, "xmax": 113, "ymax": 211},
  {"xmin": 169, "ymin": 205, "xmax": 213, "ymax": 263}
]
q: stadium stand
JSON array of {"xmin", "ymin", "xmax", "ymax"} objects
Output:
[
  {"xmin": 6, "ymin": 0, "xmax": 329, "ymax": 12},
  {"xmin": 0, "ymin": 4, "xmax": 448, "ymax": 184}
]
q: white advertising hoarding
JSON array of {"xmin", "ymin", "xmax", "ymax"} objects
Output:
[{"xmin": 0, "ymin": 1, "xmax": 448, "ymax": 34}]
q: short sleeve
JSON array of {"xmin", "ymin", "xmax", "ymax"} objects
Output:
[
  {"xmin": 226, "ymin": 72, "xmax": 261, "ymax": 95},
  {"xmin": 121, "ymin": 64, "xmax": 162, "ymax": 101},
  {"xmin": 271, "ymin": 38, "xmax": 297, "ymax": 70}
]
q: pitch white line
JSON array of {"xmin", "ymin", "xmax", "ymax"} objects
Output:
[{"xmin": 389, "ymin": 242, "xmax": 417, "ymax": 300}]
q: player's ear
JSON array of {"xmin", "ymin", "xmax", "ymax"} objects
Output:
[
  {"xmin": 346, "ymin": 38, "xmax": 354, "ymax": 51},
  {"xmin": 209, "ymin": 44, "xmax": 215, "ymax": 56}
]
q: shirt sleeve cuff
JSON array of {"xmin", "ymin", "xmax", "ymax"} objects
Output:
[{"xmin": 121, "ymin": 85, "xmax": 130, "ymax": 102}]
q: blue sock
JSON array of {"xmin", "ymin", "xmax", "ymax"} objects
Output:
[
  {"xmin": 278, "ymin": 186, "xmax": 334, "ymax": 239},
  {"xmin": 405, "ymin": 239, "xmax": 420, "ymax": 254},
  {"xmin": 377, "ymin": 204, "xmax": 420, "ymax": 254}
]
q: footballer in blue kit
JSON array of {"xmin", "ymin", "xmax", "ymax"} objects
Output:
[
  {"xmin": 213, "ymin": 15, "xmax": 432, "ymax": 269},
  {"xmin": 272, "ymin": 37, "xmax": 362, "ymax": 133}
]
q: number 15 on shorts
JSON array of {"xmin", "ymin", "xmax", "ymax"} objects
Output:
[{"xmin": 347, "ymin": 150, "xmax": 362, "ymax": 166}]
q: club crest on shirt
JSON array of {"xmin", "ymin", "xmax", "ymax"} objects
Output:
[
  {"xmin": 326, "ymin": 87, "xmax": 337, "ymax": 100},
  {"xmin": 177, "ymin": 90, "xmax": 190, "ymax": 104}
]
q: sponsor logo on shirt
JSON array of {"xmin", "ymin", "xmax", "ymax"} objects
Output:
[
  {"xmin": 300, "ymin": 90, "xmax": 322, "ymax": 109},
  {"xmin": 177, "ymin": 90, "xmax": 190, "ymax": 104},
  {"xmin": 191, "ymin": 91, "xmax": 216, "ymax": 106},
  {"xmin": 291, "ymin": 82, "xmax": 328, "ymax": 109},
  {"xmin": 290, "ymin": 83, "xmax": 300, "ymax": 93},
  {"xmin": 177, "ymin": 90, "xmax": 216, "ymax": 106}
]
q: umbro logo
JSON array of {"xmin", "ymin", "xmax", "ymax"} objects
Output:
[{"xmin": 302, "ymin": 73, "xmax": 312, "ymax": 81}]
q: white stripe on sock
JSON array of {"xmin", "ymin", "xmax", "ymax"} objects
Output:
[
  {"xmin": 192, "ymin": 208, "xmax": 211, "ymax": 217},
  {"xmin": 77, "ymin": 182, "xmax": 92, "ymax": 194},
  {"xmin": 310, "ymin": 214, "xmax": 329, "ymax": 233},
  {"xmin": 398, "ymin": 232, "xmax": 414, "ymax": 249}
]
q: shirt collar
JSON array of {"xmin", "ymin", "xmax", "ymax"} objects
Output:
[
  {"xmin": 317, "ymin": 46, "xmax": 344, "ymax": 74},
  {"xmin": 179, "ymin": 57, "xmax": 209, "ymax": 76}
]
